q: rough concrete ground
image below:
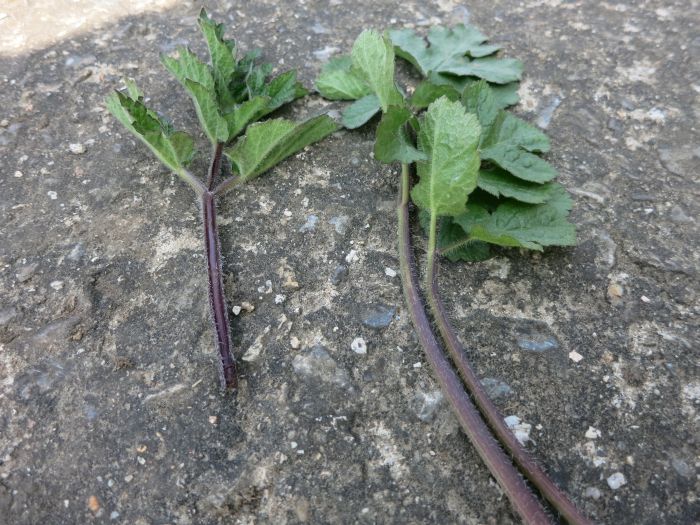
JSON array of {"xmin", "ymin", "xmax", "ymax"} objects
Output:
[{"xmin": 0, "ymin": 0, "xmax": 698, "ymax": 523}]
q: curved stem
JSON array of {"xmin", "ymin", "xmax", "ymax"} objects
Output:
[
  {"xmin": 202, "ymin": 191, "xmax": 237, "ymax": 390},
  {"xmin": 213, "ymin": 175, "xmax": 243, "ymax": 196},
  {"xmin": 424, "ymin": 215, "xmax": 592, "ymax": 525},
  {"xmin": 398, "ymin": 164, "xmax": 551, "ymax": 525}
]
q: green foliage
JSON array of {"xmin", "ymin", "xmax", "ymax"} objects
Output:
[
  {"xmin": 350, "ymin": 30, "xmax": 404, "ymax": 111},
  {"xmin": 224, "ymin": 116, "xmax": 339, "ymax": 181},
  {"xmin": 315, "ymin": 23, "xmax": 576, "ymax": 258},
  {"xmin": 105, "ymin": 87, "xmax": 195, "ymax": 175},
  {"xmin": 107, "ymin": 9, "xmax": 337, "ymax": 193},
  {"xmin": 389, "ymin": 25, "xmax": 522, "ymax": 84},
  {"xmin": 411, "ymin": 97, "xmax": 481, "ymax": 217},
  {"xmin": 374, "ymin": 106, "xmax": 425, "ymax": 163}
]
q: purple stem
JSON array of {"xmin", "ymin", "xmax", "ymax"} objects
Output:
[
  {"xmin": 397, "ymin": 164, "xmax": 552, "ymax": 525},
  {"xmin": 202, "ymin": 144, "xmax": 237, "ymax": 390}
]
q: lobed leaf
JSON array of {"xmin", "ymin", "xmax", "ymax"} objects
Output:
[
  {"xmin": 224, "ymin": 115, "xmax": 339, "ymax": 180},
  {"xmin": 411, "ymin": 97, "xmax": 481, "ymax": 217},
  {"xmin": 105, "ymin": 88, "xmax": 196, "ymax": 174},
  {"xmin": 184, "ymin": 78, "xmax": 230, "ymax": 143},
  {"xmin": 341, "ymin": 94, "xmax": 382, "ymax": 129},
  {"xmin": 315, "ymin": 55, "xmax": 372, "ymax": 100},
  {"xmin": 374, "ymin": 106, "xmax": 426, "ymax": 163},
  {"xmin": 162, "ymin": 47, "xmax": 215, "ymax": 93},
  {"xmin": 441, "ymin": 56, "xmax": 523, "ymax": 85},
  {"xmin": 350, "ymin": 30, "xmax": 403, "ymax": 112},
  {"xmin": 481, "ymin": 143, "xmax": 557, "ymax": 183},
  {"xmin": 429, "ymin": 72, "xmax": 520, "ymax": 108},
  {"xmin": 223, "ymin": 95, "xmax": 271, "ymax": 139},
  {"xmin": 197, "ymin": 8, "xmax": 237, "ymax": 109}
]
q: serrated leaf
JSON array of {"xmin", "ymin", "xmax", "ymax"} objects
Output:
[
  {"xmin": 453, "ymin": 196, "xmax": 576, "ymax": 251},
  {"xmin": 351, "ymin": 30, "xmax": 403, "ymax": 111},
  {"xmin": 481, "ymin": 144, "xmax": 557, "ymax": 183},
  {"xmin": 197, "ymin": 8, "xmax": 237, "ymax": 109},
  {"xmin": 429, "ymin": 72, "xmax": 520, "ymax": 108},
  {"xmin": 411, "ymin": 97, "xmax": 481, "ymax": 217},
  {"xmin": 184, "ymin": 78, "xmax": 229, "ymax": 143},
  {"xmin": 161, "ymin": 47, "xmax": 215, "ymax": 93},
  {"xmin": 106, "ymin": 89, "xmax": 196, "ymax": 174},
  {"xmin": 441, "ymin": 56, "xmax": 523, "ymax": 84},
  {"xmin": 263, "ymin": 70, "xmax": 309, "ymax": 111},
  {"xmin": 341, "ymin": 94, "xmax": 381, "ymax": 129},
  {"xmin": 224, "ymin": 115, "xmax": 339, "ymax": 180},
  {"xmin": 316, "ymin": 55, "xmax": 372, "ymax": 100},
  {"xmin": 483, "ymin": 111, "xmax": 550, "ymax": 153},
  {"xmin": 223, "ymin": 95, "xmax": 271, "ymax": 139},
  {"xmin": 461, "ymin": 80, "xmax": 499, "ymax": 138},
  {"xmin": 478, "ymin": 168, "xmax": 555, "ymax": 204},
  {"xmin": 374, "ymin": 106, "xmax": 426, "ymax": 163},
  {"xmin": 409, "ymin": 81, "xmax": 460, "ymax": 109},
  {"xmin": 389, "ymin": 25, "xmax": 502, "ymax": 76}
]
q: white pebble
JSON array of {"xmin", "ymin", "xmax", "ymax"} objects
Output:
[
  {"xmin": 607, "ymin": 472, "xmax": 626, "ymax": 490},
  {"xmin": 568, "ymin": 350, "xmax": 583, "ymax": 362},
  {"xmin": 69, "ymin": 143, "xmax": 86, "ymax": 154},
  {"xmin": 585, "ymin": 426, "xmax": 601, "ymax": 439},
  {"xmin": 14, "ymin": 170, "xmax": 23, "ymax": 178},
  {"xmin": 345, "ymin": 249, "xmax": 359, "ymax": 263},
  {"xmin": 384, "ymin": 267, "xmax": 397, "ymax": 277},
  {"xmin": 413, "ymin": 362, "xmax": 422, "ymax": 368},
  {"xmin": 504, "ymin": 415, "xmax": 532, "ymax": 445},
  {"xmin": 50, "ymin": 280, "xmax": 64, "ymax": 291},
  {"xmin": 584, "ymin": 486, "xmax": 601, "ymax": 499},
  {"xmin": 290, "ymin": 336, "xmax": 300, "ymax": 349},
  {"xmin": 274, "ymin": 294, "xmax": 286, "ymax": 304},
  {"xmin": 110, "ymin": 511, "xmax": 120, "ymax": 520},
  {"xmin": 137, "ymin": 456, "xmax": 145, "ymax": 465},
  {"xmin": 350, "ymin": 337, "xmax": 367, "ymax": 354},
  {"xmin": 47, "ymin": 190, "xmax": 58, "ymax": 200},
  {"xmin": 232, "ymin": 306, "xmax": 242, "ymax": 315}
]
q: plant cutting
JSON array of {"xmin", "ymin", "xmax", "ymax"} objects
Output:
[
  {"xmin": 106, "ymin": 9, "xmax": 338, "ymax": 390},
  {"xmin": 316, "ymin": 26, "xmax": 588, "ymax": 524}
]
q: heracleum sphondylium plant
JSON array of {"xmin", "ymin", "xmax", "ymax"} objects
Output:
[
  {"xmin": 106, "ymin": 9, "xmax": 338, "ymax": 390},
  {"xmin": 316, "ymin": 26, "xmax": 589, "ymax": 525}
]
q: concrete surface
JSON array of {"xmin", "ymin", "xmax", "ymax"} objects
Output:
[{"xmin": 0, "ymin": 0, "xmax": 698, "ymax": 523}]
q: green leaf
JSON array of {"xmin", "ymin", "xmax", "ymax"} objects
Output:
[
  {"xmin": 429, "ymin": 72, "xmax": 519, "ymax": 108},
  {"xmin": 197, "ymin": 8, "xmax": 237, "ymax": 109},
  {"xmin": 263, "ymin": 70, "xmax": 309, "ymax": 111},
  {"xmin": 341, "ymin": 94, "xmax": 381, "ymax": 129},
  {"xmin": 481, "ymin": 144, "xmax": 557, "ymax": 183},
  {"xmin": 419, "ymin": 211, "xmax": 491, "ymax": 261},
  {"xmin": 350, "ymin": 30, "xmax": 403, "ymax": 111},
  {"xmin": 106, "ymin": 88, "xmax": 196, "ymax": 174},
  {"xmin": 411, "ymin": 97, "xmax": 481, "ymax": 217},
  {"xmin": 374, "ymin": 106, "xmax": 426, "ymax": 163},
  {"xmin": 483, "ymin": 111, "xmax": 550, "ymax": 152},
  {"xmin": 478, "ymin": 168, "xmax": 555, "ymax": 204},
  {"xmin": 389, "ymin": 25, "xmax": 502, "ymax": 76},
  {"xmin": 183, "ymin": 78, "xmax": 229, "ymax": 143},
  {"xmin": 316, "ymin": 55, "xmax": 372, "ymax": 100},
  {"xmin": 224, "ymin": 115, "xmax": 339, "ymax": 180},
  {"xmin": 453, "ymin": 193, "xmax": 576, "ymax": 251},
  {"xmin": 161, "ymin": 47, "xmax": 215, "ymax": 93},
  {"xmin": 223, "ymin": 95, "xmax": 271, "ymax": 139},
  {"xmin": 441, "ymin": 56, "xmax": 523, "ymax": 84},
  {"xmin": 409, "ymin": 81, "xmax": 460, "ymax": 109},
  {"xmin": 461, "ymin": 80, "xmax": 499, "ymax": 138}
]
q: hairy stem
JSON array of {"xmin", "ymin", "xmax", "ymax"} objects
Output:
[
  {"xmin": 424, "ymin": 215, "xmax": 591, "ymax": 525},
  {"xmin": 398, "ymin": 164, "xmax": 551, "ymax": 525},
  {"xmin": 202, "ymin": 190, "xmax": 237, "ymax": 390},
  {"xmin": 213, "ymin": 175, "xmax": 243, "ymax": 196},
  {"xmin": 207, "ymin": 142, "xmax": 224, "ymax": 191}
]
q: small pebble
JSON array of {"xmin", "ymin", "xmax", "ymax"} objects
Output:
[
  {"xmin": 208, "ymin": 415, "xmax": 218, "ymax": 425},
  {"xmin": 606, "ymin": 472, "xmax": 626, "ymax": 490},
  {"xmin": 350, "ymin": 337, "xmax": 367, "ymax": 355},
  {"xmin": 241, "ymin": 301, "xmax": 254, "ymax": 312},
  {"xmin": 110, "ymin": 511, "xmax": 120, "ymax": 520},
  {"xmin": 14, "ymin": 170, "xmax": 23, "ymax": 178},
  {"xmin": 69, "ymin": 143, "xmax": 86, "ymax": 154},
  {"xmin": 50, "ymin": 280, "xmax": 64, "ymax": 291},
  {"xmin": 345, "ymin": 249, "xmax": 359, "ymax": 263},
  {"xmin": 585, "ymin": 426, "xmax": 601, "ymax": 439},
  {"xmin": 640, "ymin": 295, "xmax": 650, "ymax": 303},
  {"xmin": 88, "ymin": 495, "xmax": 100, "ymax": 513},
  {"xmin": 584, "ymin": 487, "xmax": 601, "ymax": 500},
  {"xmin": 232, "ymin": 306, "xmax": 242, "ymax": 315},
  {"xmin": 275, "ymin": 294, "xmax": 286, "ymax": 304},
  {"xmin": 124, "ymin": 475, "xmax": 133, "ymax": 483},
  {"xmin": 137, "ymin": 456, "xmax": 146, "ymax": 465},
  {"xmin": 384, "ymin": 267, "xmax": 397, "ymax": 277},
  {"xmin": 607, "ymin": 282, "xmax": 624, "ymax": 304},
  {"xmin": 569, "ymin": 350, "xmax": 584, "ymax": 363},
  {"xmin": 290, "ymin": 336, "xmax": 300, "ymax": 349},
  {"xmin": 47, "ymin": 190, "xmax": 58, "ymax": 200},
  {"xmin": 504, "ymin": 415, "xmax": 532, "ymax": 445}
]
